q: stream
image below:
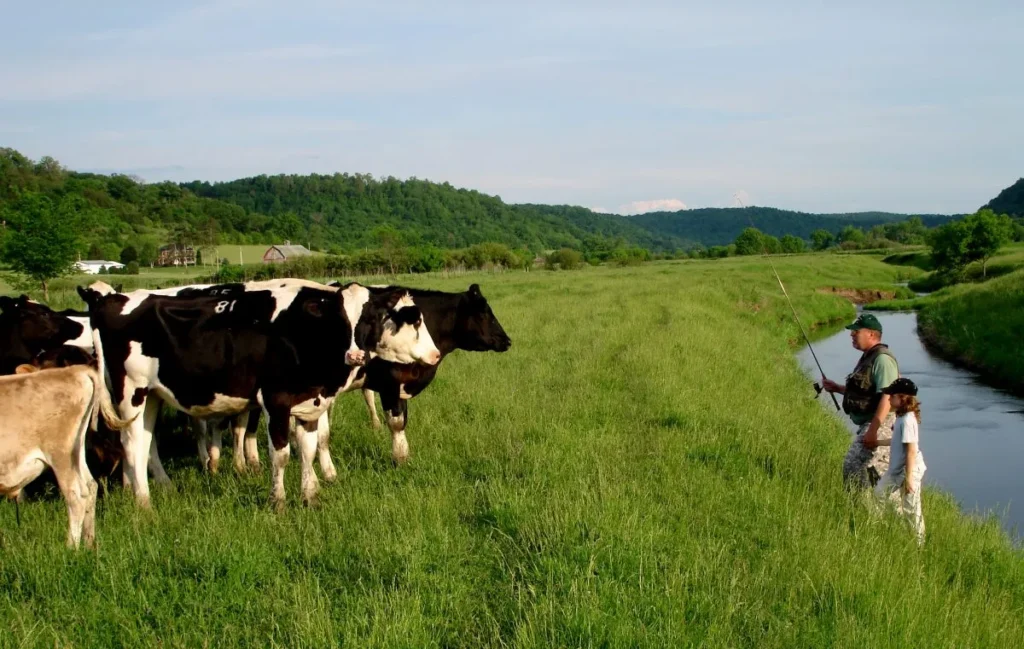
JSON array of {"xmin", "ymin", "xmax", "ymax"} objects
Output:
[{"xmin": 797, "ymin": 309, "xmax": 1024, "ymax": 540}]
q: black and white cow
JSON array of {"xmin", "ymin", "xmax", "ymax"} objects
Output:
[
  {"xmin": 328, "ymin": 282, "xmax": 512, "ymax": 464},
  {"xmin": 78, "ymin": 281, "xmax": 440, "ymax": 509},
  {"xmin": 0, "ymin": 295, "xmax": 89, "ymax": 374},
  {"xmin": 159, "ymin": 279, "xmax": 442, "ymax": 477}
]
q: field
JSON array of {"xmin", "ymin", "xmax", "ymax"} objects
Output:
[
  {"xmin": 2, "ymin": 256, "xmax": 1024, "ymax": 647},
  {"xmin": 213, "ymin": 245, "xmax": 278, "ymax": 265}
]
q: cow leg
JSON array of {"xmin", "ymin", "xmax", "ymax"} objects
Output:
[
  {"xmin": 208, "ymin": 421, "xmax": 223, "ymax": 474},
  {"xmin": 265, "ymin": 405, "xmax": 291, "ymax": 511},
  {"xmin": 55, "ymin": 468, "xmax": 88, "ymax": 548},
  {"xmin": 194, "ymin": 418, "xmax": 211, "ymax": 470},
  {"xmin": 120, "ymin": 396, "xmax": 159, "ymax": 509},
  {"xmin": 148, "ymin": 437, "xmax": 172, "ymax": 485},
  {"xmin": 74, "ymin": 419, "xmax": 100, "ymax": 549},
  {"xmin": 316, "ymin": 410, "xmax": 337, "ymax": 483},
  {"xmin": 297, "ymin": 419, "xmax": 320, "ymax": 506},
  {"xmin": 243, "ymin": 409, "xmax": 262, "ymax": 470},
  {"xmin": 381, "ymin": 391, "xmax": 410, "ymax": 465},
  {"xmin": 231, "ymin": 412, "xmax": 249, "ymax": 474},
  {"xmin": 363, "ymin": 389, "xmax": 381, "ymax": 430},
  {"xmin": 52, "ymin": 452, "xmax": 94, "ymax": 549}
]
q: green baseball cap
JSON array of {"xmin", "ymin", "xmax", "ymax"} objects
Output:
[{"xmin": 845, "ymin": 313, "xmax": 882, "ymax": 332}]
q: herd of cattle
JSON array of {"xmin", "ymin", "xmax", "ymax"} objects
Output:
[{"xmin": 0, "ymin": 278, "xmax": 511, "ymax": 548}]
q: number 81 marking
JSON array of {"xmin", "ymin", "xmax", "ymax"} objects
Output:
[{"xmin": 215, "ymin": 300, "xmax": 237, "ymax": 314}]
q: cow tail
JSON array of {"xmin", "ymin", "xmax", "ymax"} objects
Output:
[{"xmin": 88, "ymin": 368, "xmax": 136, "ymax": 431}]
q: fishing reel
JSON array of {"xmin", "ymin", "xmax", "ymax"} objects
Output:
[{"xmin": 813, "ymin": 381, "xmax": 824, "ymax": 399}]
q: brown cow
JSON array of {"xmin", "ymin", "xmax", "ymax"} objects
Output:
[{"xmin": 1, "ymin": 365, "xmax": 134, "ymax": 548}]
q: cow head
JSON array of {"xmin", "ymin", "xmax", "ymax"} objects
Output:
[
  {"xmin": 456, "ymin": 284, "xmax": 511, "ymax": 352},
  {"xmin": 375, "ymin": 292, "xmax": 442, "ymax": 365},
  {"xmin": 0, "ymin": 294, "xmax": 86, "ymax": 353},
  {"xmin": 344, "ymin": 285, "xmax": 441, "ymax": 366}
]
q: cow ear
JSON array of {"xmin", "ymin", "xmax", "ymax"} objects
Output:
[
  {"xmin": 15, "ymin": 364, "xmax": 38, "ymax": 374},
  {"xmin": 304, "ymin": 298, "xmax": 323, "ymax": 318},
  {"xmin": 77, "ymin": 286, "xmax": 98, "ymax": 307},
  {"xmin": 384, "ymin": 290, "xmax": 404, "ymax": 311},
  {"xmin": 468, "ymin": 284, "xmax": 482, "ymax": 299},
  {"xmin": 114, "ymin": 283, "xmax": 124, "ymax": 293}
]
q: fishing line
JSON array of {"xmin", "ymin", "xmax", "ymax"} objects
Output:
[{"xmin": 735, "ymin": 193, "xmax": 841, "ymax": 411}]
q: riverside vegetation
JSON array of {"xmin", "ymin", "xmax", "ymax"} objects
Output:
[
  {"xmin": 1, "ymin": 254, "xmax": 1023, "ymax": 648},
  {"xmin": 874, "ymin": 243, "xmax": 1024, "ymax": 394}
]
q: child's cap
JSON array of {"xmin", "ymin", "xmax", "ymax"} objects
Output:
[{"xmin": 882, "ymin": 377, "xmax": 918, "ymax": 396}]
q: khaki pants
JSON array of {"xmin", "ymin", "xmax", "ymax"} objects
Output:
[
  {"xmin": 874, "ymin": 462, "xmax": 927, "ymax": 545},
  {"xmin": 842, "ymin": 413, "xmax": 895, "ymax": 490}
]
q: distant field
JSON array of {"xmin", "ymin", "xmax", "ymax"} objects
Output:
[
  {"xmin": 212, "ymin": 244, "xmax": 324, "ymax": 265},
  {"xmin": 213, "ymin": 244, "xmax": 274, "ymax": 265},
  {"xmin": 3, "ymin": 255, "xmax": 1023, "ymax": 647}
]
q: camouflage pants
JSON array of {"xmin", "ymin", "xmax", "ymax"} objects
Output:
[{"xmin": 842, "ymin": 413, "xmax": 895, "ymax": 490}]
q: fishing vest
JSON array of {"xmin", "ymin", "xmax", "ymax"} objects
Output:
[{"xmin": 842, "ymin": 343, "xmax": 898, "ymax": 419}]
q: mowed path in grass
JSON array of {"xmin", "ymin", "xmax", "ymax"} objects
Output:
[{"xmin": 1, "ymin": 256, "xmax": 1022, "ymax": 648}]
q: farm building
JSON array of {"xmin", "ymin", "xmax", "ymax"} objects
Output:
[
  {"xmin": 74, "ymin": 260, "xmax": 124, "ymax": 275},
  {"xmin": 157, "ymin": 244, "xmax": 196, "ymax": 267},
  {"xmin": 263, "ymin": 243, "xmax": 313, "ymax": 264}
]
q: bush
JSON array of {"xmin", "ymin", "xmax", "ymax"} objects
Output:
[
  {"xmin": 608, "ymin": 247, "xmax": 652, "ymax": 266},
  {"xmin": 545, "ymin": 248, "xmax": 583, "ymax": 270}
]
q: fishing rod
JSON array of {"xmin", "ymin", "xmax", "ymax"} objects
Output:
[{"xmin": 735, "ymin": 193, "xmax": 841, "ymax": 411}]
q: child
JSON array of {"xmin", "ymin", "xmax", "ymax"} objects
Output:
[{"xmin": 874, "ymin": 377, "xmax": 927, "ymax": 544}]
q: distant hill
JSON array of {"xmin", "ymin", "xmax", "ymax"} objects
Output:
[
  {"xmin": 1, "ymin": 148, "xmax": 969, "ymax": 262},
  {"xmin": 183, "ymin": 175, "xmax": 688, "ymax": 252},
  {"xmin": 629, "ymin": 206, "xmax": 958, "ymax": 246},
  {"xmin": 983, "ymin": 178, "xmax": 1024, "ymax": 217}
]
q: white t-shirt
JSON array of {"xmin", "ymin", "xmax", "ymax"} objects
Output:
[{"xmin": 887, "ymin": 412, "xmax": 926, "ymax": 478}]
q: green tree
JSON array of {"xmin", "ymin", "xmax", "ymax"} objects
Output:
[
  {"xmin": 928, "ymin": 220, "xmax": 972, "ymax": 276},
  {"xmin": 964, "ymin": 209, "xmax": 1013, "ymax": 277},
  {"xmin": 2, "ymin": 194, "xmax": 79, "ymax": 300},
  {"xmin": 139, "ymin": 241, "xmax": 158, "ymax": 267},
  {"xmin": 811, "ymin": 229, "xmax": 834, "ymax": 250},
  {"xmin": 120, "ymin": 245, "xmax": 139, "ymax": 265},
  {"xmin": 734, "ymin": 227, "xmax": 765, "ymax": 256},
  {"xmin": 780, "ymin": 234, "xmax": 806, "ymax": 253},
  {"xmin": 837, "ymin": 225, "xmax": 865, "ymax": 245}
]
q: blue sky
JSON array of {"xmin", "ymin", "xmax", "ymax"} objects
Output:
[{"xmin": 1, "ymin": 0, "xmax": 1021, "ymax": 214}]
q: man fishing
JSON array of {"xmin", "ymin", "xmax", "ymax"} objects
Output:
[{"xmin": 821, "ymin": 313, "xmax": 899, "ymax": 490}]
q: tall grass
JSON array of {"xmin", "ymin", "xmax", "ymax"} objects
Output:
[
  {"xmin": 1, "ymin": 256, "xmax": 1022, "ymax": 648},
  {"xmin": 916, "ymin": 269, "xmax": 1024, "ymax": 394}
]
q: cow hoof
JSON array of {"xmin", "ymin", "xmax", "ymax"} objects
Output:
[
  {"xmin": 136, "ymin": 495, "xmax": 152, "ymax": 510},
  {"xmin": 321, "ymin": 467, "xmax": 338, "ymax": 483},
  {"xmin": 391, "ymin": 452, "xmax": 409, "ymax": 466},
  {"xmin": 269, "ymin": 495, "xmax": 286, "ymax": 514}
]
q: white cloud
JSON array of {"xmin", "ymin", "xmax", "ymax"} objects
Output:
[
  {"xmin": 590, "ymin": 206, "xmax": 612, "ymax": 213},
  {"xmin": 617, "ymin": 199, "xmax": 687, "ymax": 215}
]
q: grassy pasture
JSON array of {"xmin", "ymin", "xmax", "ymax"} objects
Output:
[{"xmin": 1, "ymin": 256, "xmax": 1023, "ymax": 648}]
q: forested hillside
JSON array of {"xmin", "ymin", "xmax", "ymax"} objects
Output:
[
  {"xmin": 630, "ymin": 206, "xmax": 957, "ymax": 246},
  {"xmin": 1, "ymin": 148, "xmax": 983, "ymax": 264},
  {"xmin": 182, "ymin": 175, "xmax": 684, "ymax": 252},
  {"xmin": 983, "ymin": 178, "xmax": 1024, "ymax": 217}
]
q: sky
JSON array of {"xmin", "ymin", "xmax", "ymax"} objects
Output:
[{"xmin": 1, "ymin": 0, "xmax": 1021, "ymax": 215}]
